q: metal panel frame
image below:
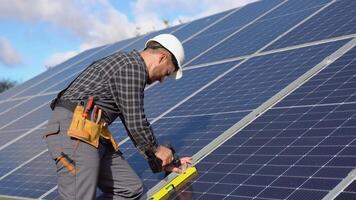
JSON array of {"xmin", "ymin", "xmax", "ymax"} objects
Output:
[{"xmin": 323, "ymin": 169, "xmax": 356, "ymax": 200}]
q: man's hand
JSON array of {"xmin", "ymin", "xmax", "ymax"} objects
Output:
[
  {"xmin": 164, "ymin": 157, "xmax": 192, "ymax": 174},
  {"xmin": 154, "ymin": 145, "xmax": 173, "ymax": 166}
]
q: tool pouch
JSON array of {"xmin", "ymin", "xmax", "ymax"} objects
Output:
[{"xmin": 67, "ymin": 105, "xmax": 101, "ymax": 148}]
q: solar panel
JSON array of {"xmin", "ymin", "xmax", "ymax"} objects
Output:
[
  {"xmin": 0, "ymin": 153, "xmax": 55, "ymax": 198},
  {"xmin": 173, "ymin": 8, "xmax": 236, "ymax": 42},
  {"xmin": 188, "ymin": 0, "xmax": 332, "ymax": 65},
  {"xmin": 0, "ymin": 128, "xmax": 46, "ymax": 177},
  {"xmin": 0, "ymin": 46, "xmax": 106, "ymax": 102},
  {"xmin": 0, "ymin": 94, "xmax": 54, "ymax": 130},
  {"xmin": 109, "ymin": 61, "xmax": 241, "ymax": 144},
  {"xmin": 168, "ymin": 45, "xmax": 356, "ymax": 200},
  {"xmin": 123, "ymin": 40, "xmax": 349, "ymax": 194},
  {"xmin": 265, "ymin": 0, "xmax": 356, "ymax": 50},
  {"xmin": 0, "ymin": 0, "xmax": 355, "ymax": 199},
  {"xmin": 182, "ymin": 0, "xmax": 283, "ymax": 64}
]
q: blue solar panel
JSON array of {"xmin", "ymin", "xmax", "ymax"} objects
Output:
[
  {"xmin": 115, "ymin": 40, "xmax": 348, "ymax": 194},
  {"xmin": 4, "ymin": 36, "xmax": 345, "ymax": 197},
  {"xmin": 0, "ymin": 1, "xmax": 355, "ymax": 199},
  {"xmin": 109, "ymin": 61, "xmax": 240, "ymax": 143},
  {"xmin": 182, "ymin": 0, "xmax": 282, "ymax": 64},
  {"xmin": 170, "ymin": 40, "xmax": 347, "ymax": 117},
  {"xmin": 202, "ymin": 0, "xmax": 283, "ymax": 36},
  {"xmin": 0, "ymin": 94, "xmax": 54, "ymax": 129},
  {"xmin": 144, "ymin": 62, "xmax": 239, "ymax": 119},
  {"xmin": 108, "ymin": 61, "xmax": 240, "ymax": 143},
  {"xmin": 0, "ymin": 99, "xmax": 27, "ymax": 115},
  {"xmin": 266, "ymin": 0, "xmax": 356, "ymax": 50},
  {"xmin": 171, "ymin": 46, "xmax": 356, "ymax": 200},
  {"xmin": 189, "ymin": 0, "xmax": 331, "ymax": 65},
  {"xmin": 0, "ymin": 61, "xmax": 240, "ymax": 198},
  {"xmin": 0, "ymin": 129, "xmax": 46, "ymax": 177},
  {"xmin": 173, "ymin": 9, "xmax": 235, "ymax": 41},
  {"xmin": 260, "ymin": 0, "xmax": 331, "ymax": 19},
  {"xmin": 0, "ymin": 110, "xmax": 250, "ymax": 198},
  {"xmin": 0, "ymin": 153, "xmax": 56, "ymax": 198}
]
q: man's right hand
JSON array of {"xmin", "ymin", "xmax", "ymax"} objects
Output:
[
  {"xmin": 164, "ymin": 157, "xmax": 192, "ymax": 174},
  {"xmin": 154, "ymin": 145, "xmax": 173, "ymax": 166}
]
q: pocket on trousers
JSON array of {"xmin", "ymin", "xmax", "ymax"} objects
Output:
[{"xmin": 44, "ymin": 122, "xmax": 62, "ymax": 160}]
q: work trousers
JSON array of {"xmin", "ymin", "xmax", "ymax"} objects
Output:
[{"xmin": 43, "ymin": 107, "xmax": 143, "ymax": 200}]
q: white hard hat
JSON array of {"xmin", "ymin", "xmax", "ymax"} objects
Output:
[{"xmin": 145, "ymin": 34, "xmax": 185, "ymax": 80}]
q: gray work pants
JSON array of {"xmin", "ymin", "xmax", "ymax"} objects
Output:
[{"xmin": 43, "ymin": 107, "xmax": 143, "ymax": 200}]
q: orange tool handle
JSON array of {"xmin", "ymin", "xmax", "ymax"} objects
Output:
[
  {"xmin": 56, "ymin": 156, "xmax": 76, "ymax": 174},
  {"xmin": 82, "ymin": 96, "xmax": 94, "ymax": 118}
]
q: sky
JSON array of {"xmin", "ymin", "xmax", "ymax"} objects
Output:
[{"xmin": 0, "ymin": 0, "xmax": 257, "ymax": 83}]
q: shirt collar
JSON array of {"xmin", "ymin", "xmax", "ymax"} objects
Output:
[{"xmin": 132, "ymin": 50, "xmax": 148, "ymax": 84}]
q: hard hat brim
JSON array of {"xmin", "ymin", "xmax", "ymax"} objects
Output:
[{"xmin": 171, "ymin": 67, "xmax": 183, "ymax": 80}]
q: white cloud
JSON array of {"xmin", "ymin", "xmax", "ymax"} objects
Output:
[
  {"xmin": 44, "ymin": 50, "xmax": 77, "ymax": 69},
  {"xmin": 133, "ymin": 0, "xmax": 259, "ymax": 26},
  {"xmin": 0, "ymin": 0, "xmax": 137, "ymax": 67},
  {"xmin": 0, "ymin": 37, "xmax": 23, "ymax": 66}
]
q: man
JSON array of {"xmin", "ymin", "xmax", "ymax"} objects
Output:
[{"xmin": 43, "ymin": 34, "xmax": 192, "ymax": 199}]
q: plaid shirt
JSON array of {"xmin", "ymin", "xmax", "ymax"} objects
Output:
[{"xmin": 60, "ymin": 50, "xmax": 158, "ymax": 155}]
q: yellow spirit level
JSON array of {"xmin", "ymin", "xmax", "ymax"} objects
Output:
[{"xmin": 149, "ymin": 167, "xmax": 198, "ymax": 200}]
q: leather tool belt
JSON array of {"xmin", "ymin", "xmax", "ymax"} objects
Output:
[{"xmin": 68, "ymin": 104, "xmax": 118, "ymax": 151}]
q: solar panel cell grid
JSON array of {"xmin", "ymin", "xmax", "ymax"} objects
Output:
[
  {"xmin": 173, "ymin": 9, "xmax": 235, "ymax": 42},
  {"xmin": 170, "ymin": 46, "xmax": 356, "ymax": 200},
  {"xmin": 201, "ymin": 0, "xmax": 283, "ymax": 36},
  {"xmin": 1, "ymin": 104, "xmax": 52, "ymax": 132},
  {"xmin": 99, "ymin": 40, "xmax": 347, "ymax": 198},
  {"xmin": 0, "ymin": 154, "xmax": 56, "ymax": 198},
  {"xmin": 189, "ymin": 0, "xmax": 330, "ymax": 65},
  {"xmin": 259, "ymin": 0, "xmax": 331, "ymax": 20},
  {"xmin": 0, "ymin": 129, "xmax": 47, "ymax": 177},
  {"xmin": 0, "ymin": 94, "xmax": 54, "ymax": 129},
  {"xmin": 0, "ymin": 130, "xmax": 37, "ymax": 147},
  {"xmin": 0, "ymin": 98, "xmax": 28, "ymax": 114},
  {"xmin": 169, "ymin": 40, "xmax": 347, "ymax": 117},
  {"xmin": 183, "ymin": 0, "xmax": 283, "ymax": 64},
  {"xmin": 266, "ymin": 0, "xmax": 356, "ymax": 50},
  {"xmin": 144, "ymin": 62, "xmax": 238, "ymax": 119}
]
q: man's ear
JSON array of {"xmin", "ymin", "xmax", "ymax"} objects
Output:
[{"xmin": 158, "ymin": 52, "xmax": 167, "ymax": 64}]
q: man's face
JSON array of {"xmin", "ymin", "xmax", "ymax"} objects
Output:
[{"xmin": 147, "ymin": 53, "xmax": 176, "ymax": 84}]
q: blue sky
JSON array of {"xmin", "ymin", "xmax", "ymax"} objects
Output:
[{"xmin": 0, "ymin": 0, "xmax": 255, "ymax": 83}]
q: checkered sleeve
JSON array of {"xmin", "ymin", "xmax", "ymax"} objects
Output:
[{"xmin": 108, "ymin": 58, "xmax": 158, "ymax": 156}]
